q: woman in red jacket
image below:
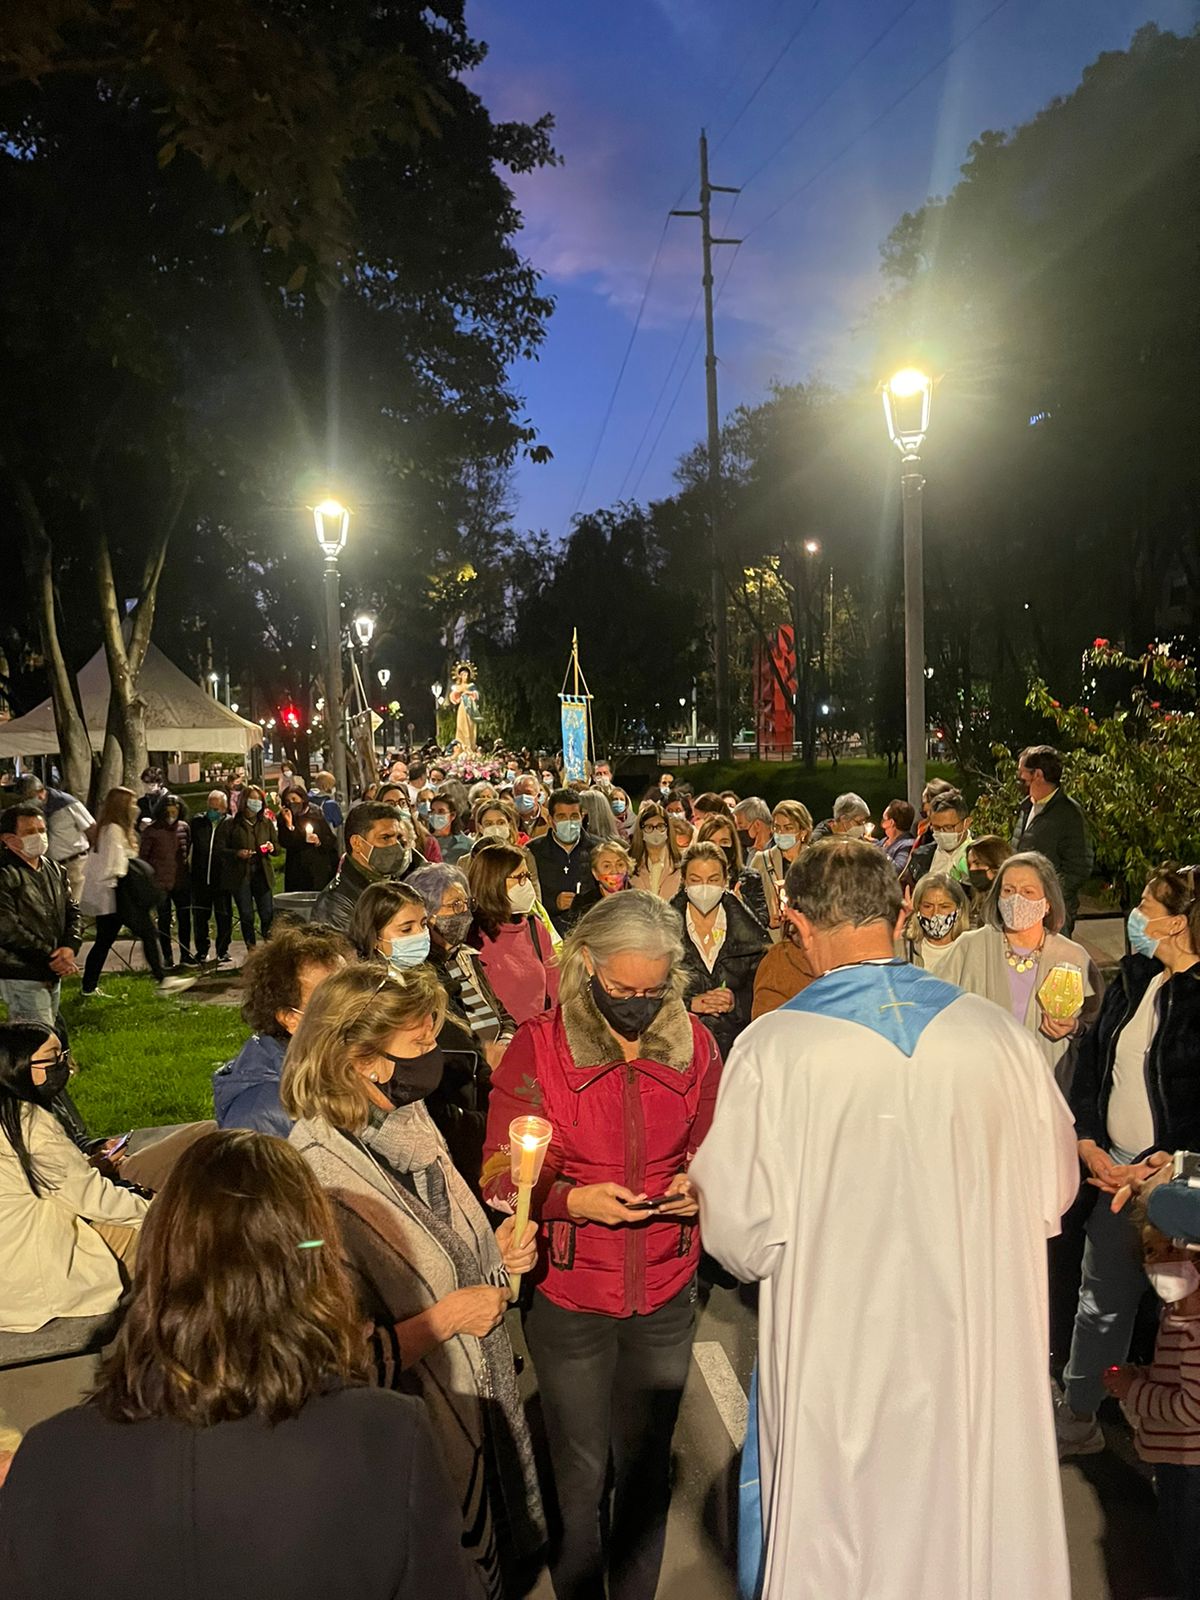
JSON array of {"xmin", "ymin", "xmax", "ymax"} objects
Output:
[{"xmin": 482, "ymin": 890, "xmax": 721, "ymax": 1600}]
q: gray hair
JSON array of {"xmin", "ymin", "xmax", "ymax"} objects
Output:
[
  {"xmin": 733, "ymin": 796, "xmax": 771, "ymax": 827},
  {"xmin": 833, "ymin": 791, "xmax": 870, "ymax": 822},
  {"xmin": 406, "ymin": 862, "xmax": 469, "ymax": 918},
  {"xmin": 985, "ymin": 850, "xmax": 1066, "ymax": 936},
  {"xmin": 559, "ymin": 890, "xmax": 686, "ymax": 1006},
  {"xmin": 784, "ymin": 838, "xmax": 901, "ymax": 931},
  {"xmin": 910, "ymin": 872, "xmax": 970, "ymax": 945},
  {"xmin": 579, "ymin": 789, "xmax": 620, "ymax": 842},
  {"xmin": 468, "ymin": 781, "xmax": 497, "ymax": 806},
  {"xmin": 206, "ymin": 789, "xmax": 228, "ymax": 809}
]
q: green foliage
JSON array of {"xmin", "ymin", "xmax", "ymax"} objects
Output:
[{"xmin": 972, "ymin": 643, "xmax": 1200, "ymax": 904}]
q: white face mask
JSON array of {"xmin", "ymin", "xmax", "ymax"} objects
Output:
[
  {"xmin": 482, "ymin": 823, "xmax": 510, "ymax": 842},
  {"xmin": 508, "ymin": 879, "xmax": 537, "ymax": 917},
  {"xmin": 933, "ymin": 828, "xmax": 963, "ymax": 851},
  {"xmin": 18, "ymin": 831, "xmax": 49, "ymax": 860},
  {"xmin": 642, "ymin": 827, "xmax": 667, "ymax": 848},
  {"xmin": 1146, "ymin": 1260, "xmax": 1200, "ymax": 1304},
  {"xmin": 999, "ymin": 892, "xmax": 1048, "ymax": 932},
  {"xmin": 686, "ymin": 883, "xmax": 724, "ymax": 914},
  {"xmin": 843, "ymin": 823, "xmax": 867, "ymax": 839}
]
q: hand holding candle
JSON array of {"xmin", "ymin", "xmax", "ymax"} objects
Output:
[{"xmin": 507, "ymin": 1115, "xmax": 552, "ymax": 1298}]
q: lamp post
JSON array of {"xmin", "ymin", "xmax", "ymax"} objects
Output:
[
  {"xmin": 312, "ymin": 498, "xmax": 351, "ymax": 804},
  {"xmin": 377, "ymin": 668, "xmax": 391, "ymax": 747},
  {"xmin": 881, "ymin": 368, "xmax": 933, "ymax": 813},
  {"xmin": 353, "ymin": 613, "xmax": 375, "ymax": 751},
  {"xmin": 431, "ymin": 682, "xmax": 443, "ymax": 744}
]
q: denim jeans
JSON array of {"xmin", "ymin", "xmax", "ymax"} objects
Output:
[
  {"xmin": 191, "ymin": 883, "xmax": 233, "ymax": 960},
  {"xmin": 0, "ymin": 977, "xmax": 61, "ymax": 1029},
  {"xmin": 1157, "ymin": 1463, "xmax": 1200, "ymax": 1599},
  {"xmin": 1063, "ymin": 1142, "xmax": 1149, "ymax": 1415},
  {"xmin": 233, "ymin": 874, "xmax": 273, "ymax": 947},
  {"xmin": 524, "ymin": 1280, "xmax": 696, "ymax": 1600}
]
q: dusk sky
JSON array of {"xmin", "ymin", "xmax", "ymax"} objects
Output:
[{"xmin": 470, "ymin": 0, "xmax": 1194, "ymax": 538}]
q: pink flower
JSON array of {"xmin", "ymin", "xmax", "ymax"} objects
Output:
[{"xmin": 1093, "ymin": 637, "xmax": 1109, "ymax": 649}]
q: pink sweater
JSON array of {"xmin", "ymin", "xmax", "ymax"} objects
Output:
[{"xmin": 475, "ymin": 918, "xmax": 560, "ymax": 1025}]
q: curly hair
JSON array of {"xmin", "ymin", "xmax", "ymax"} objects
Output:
[{"xmin": 240, "ymin": 923, "xmax": 354, "ymax": 1039}]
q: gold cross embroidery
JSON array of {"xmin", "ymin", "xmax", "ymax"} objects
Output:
[{"xmin": 878, "ymin": 999, "xmax": 917, "ymax": 1016}]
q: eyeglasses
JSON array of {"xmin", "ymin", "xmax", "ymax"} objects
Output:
[
  {"xmin": 340, "ymin": 975, "xmax": 393, "ymax": 1035},
  {"xmin": 31, "ymin": 1046, "xmax": 72, "ymax": 1073},
  {"xmin": 507, "ymin": 871, "xmax": 532, "ymax": 887},
  {"xmin": 595, "ymin": 967, "xmax": 671, "ymax": 1001},
  {"xmin": 440, "ymin": 899, "xmax": 470, "ymax": 916}
]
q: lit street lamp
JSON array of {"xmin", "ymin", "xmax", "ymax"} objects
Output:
[
  {"xmin": 431, "ymin": 682, "xmax": 443, "ymax": 743},
  {"xmin": 353, "ymin": 614, "xmax": 375, "ymax": 647},
  {"xmin": 377, "ymin": 669, "xmax": 392, "ymax": 745},
  {"xmin": 881, "ymin": 367, "xmax": 933, "ymax": 812},
  {"xmin": 312, "ymin": 497, "xmax": 351, "ymax": 804}
]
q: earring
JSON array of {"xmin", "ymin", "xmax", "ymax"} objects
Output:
[{"xmin": 369, "ymin": 1073, "xmax": 379, "ymax": 1083}]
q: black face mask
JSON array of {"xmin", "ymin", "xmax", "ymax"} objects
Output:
[
  {"xmin": 383, "ymin": 1045, "xmax": 445, "ymax": 1107},
  {"xmin": 968, "ymin": 868, "xmax": 993, "ymax": 895},
  {"xmin": 19, "ymin": 1056, "xmax": 71, "ymax": 1105},
  {"xmin": 737, "ymin": 828, "xmax": 754, "ymax": 856},
  {"xmin": 589, "ymin": 974, "xmax": 666, "ymax": 1042}
]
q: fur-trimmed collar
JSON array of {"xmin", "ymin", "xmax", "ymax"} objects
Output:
[{"xmin": 562, "ymin": 982, "xmax": 695, "ymax": 1072}]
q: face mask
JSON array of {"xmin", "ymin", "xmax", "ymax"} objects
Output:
[
  {"xmin": 288, "ymin": 797, "xmax": 306, "ymax": 811},
  {"xmin": 554, "ymin": 818, "xmax": 582, "ymax": 846},
  {"xmin": 598, "ymin": 872, "xmax": 627, "ymax": 893},
  {"xmin": 206, "ymin": 808, "xmax": 225, "ymax": 824},
  {"xmin": 365, "ymin": 842, "xmax": 409, "ymax": 878},
  {"xmin": 660, "ymin": 785, "xmax": 671, "ymax": 796},
  {"xmin": 506, "ymin": 769, "xmax": 518, "ymax": 781},
  {"xmin": 430, "ymin": 813, "xmax": 452, "ymax": 835},
  {"xmin": 686, "ymin": 883, "xmax": 725, "ymax": 914},
  {"xmin": 999, "ymin": 892, "xmax": 1048, "ymax": 932},
  {"xmin": 918, "ymin": 910, "xmax": 958, "ymax": 941},
  {"xmin": 843, "ymin": 823, "xmax": 868, "ymax": 839},
  {"xmin": 1127, "ymin": 907, "xmax": 1165, "ymax": 959},
  {"xmin": 384, "ymin": 931, "xmax": 431, "ymax": 970},
  {"xmin": 509, "ymin": 879, "xmax": 538, "ymax": 916},
  {"xmin": 246, "ymin": 798, "xmax": 263, "ymax": 814},
  {"xmin": 1146, "ymin": 1259, "xmax": 1200, "ymax": 1304},
  {"xmin": 737, "ymin": 828, "xmax": 754, "ymax": 855},
  {"xmin": 611, "ymin": 799, "xmax": 627, "ymax": 816},
  {"xmin": 774, "ymin": 831, "xmax": 797, "ymax": 852},
  {"xmin": 417, "ymin": 802, "xmax": 430, "ymax": 819},
  {"xmin": 32, "ymin": 1058, "xmax": 71, "ymax": 1102},
  {"xmin": 482, "ymin": 823, "xmax": 511, "ymax": 842},
  {"xmin": 435, "ymin": 910, "xmax": 473, "ymax": 948},
  {"xmin": 642, "ymin": 827, "xmax": 667, "ymax": 848},
  {"xmin": 968, "ymin": 868, "xmax": 992, "ymax": 894},
  {"xmin": 514, "ymin": 793, "xmax": 537, "ymax": 815},
  {"xmin": 384, "ymin": 1045, "xmax": 444, "ymax": 1109},
  {"xmin": 933, "ymin": 828, "xmax": 963, "ymax": 851},
  {"xmin": 17, "ymin": 832, "xmax": 49, "ymax": 860},
  {"xmin": 589, "ymin": 973, "xmax": 666, "ymax": 1041}
]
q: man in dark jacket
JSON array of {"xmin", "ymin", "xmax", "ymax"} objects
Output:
[
  {"xmin": 0, "ymin": 802, "xmax": 83, "ymax": 1028},
  {"xmin": 311, "ymin": 801, "xmax": 413, "ymax": 932},
  {"xmin": 190, "ymin": 790, "xmax": 234, "ymax": 969},
  {"xmin": 527, "ymin": 789, "xmax": 591, "ymax": 936},
  {"xmin": 1013, "ymin": 745, "xmax": 1093, "ymax": 933}
]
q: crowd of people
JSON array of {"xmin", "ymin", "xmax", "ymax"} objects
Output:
[{"xmin": 5, "ymin": 737, "xmax": 1200, "ymax": 1600}]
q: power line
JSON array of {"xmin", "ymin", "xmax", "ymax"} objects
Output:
[
  {"xmin": 711, "ymin": 0, "xmax": 824, "ymax": 154},
  {"xmin": 741, "ymin": 0, "xmax": 1018, "ymax": 242},
  {"xmin": 558, "ymin": 215, "xmax": 674, "ymax": 535},
  {"xmin": 738, "ymin": 0, "xmax": 923, "ymax": 193}
]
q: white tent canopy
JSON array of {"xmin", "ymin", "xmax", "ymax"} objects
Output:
[{"xmin": 0, "ymin": 641, "xmax": 263, "ymax": 758}]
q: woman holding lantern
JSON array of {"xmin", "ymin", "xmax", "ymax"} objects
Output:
[
  {"xmin": 482, "ymin": 891, "xmax": 722, "ymax": 1600},
  {"xmin": 938, "ymin": 850, "xmax": 1103, "ymax": 1085},
  {"xmin": 281, "ymin": 963, "xmax": 545, "ymax": 1599}
]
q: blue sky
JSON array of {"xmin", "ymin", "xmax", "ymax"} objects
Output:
[{"xmin": 469, "ymin": 0, "xmax": 1195, "ymax": 537}]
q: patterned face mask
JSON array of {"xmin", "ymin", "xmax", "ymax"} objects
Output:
[{"xmin": 917, "ymin": 909, "xmax": 958, "ymax": 940}]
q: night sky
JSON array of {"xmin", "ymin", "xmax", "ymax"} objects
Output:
[{"xmin": 471, "ymin": 0, "xmax": 1194, "ymax": 537}]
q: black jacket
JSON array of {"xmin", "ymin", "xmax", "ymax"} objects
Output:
[
  {"xmin": 189, "ymin": 810, "xmax": 227, "ymax": 891},
  {"xmin": 527, "ymin": 829, "xmax": 592, "ymax": 934},
  {"xmin": 0, "ymin": 848, "xmax": 82, "ymax": 982},
  {"xmin": 278, "ymin": 803, "xmax": 340, "ymax": 893},
  {"xmin": 671, "ymin": 889, "xmax": 769, "ymax": 1059},
  {"xmin": 311, "ymin": 852, "xmax": 424, "ymax": 932},
  {"xmin": 1069, "ymin": 954, "xmax": 1200, "ymax": 1158},
  {"xmin": 215, "ymin": 809, "xmax": 278, "ymax": 893},
  {"xmin": 0, "ymin": 1385, "xmax": 473, "ymax": 1600},
  {"xmin": 1013, "ymin": 788, "xmax": 1093, "ymax": 923}
]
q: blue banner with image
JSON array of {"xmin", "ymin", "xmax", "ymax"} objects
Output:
[{"xmin": 560, "ymin": 698, "xmax": 589, "ymax": 782}]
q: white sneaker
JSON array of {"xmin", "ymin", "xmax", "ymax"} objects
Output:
[
  {"xmin": 156, "ymin": 975, "xmax": 198, "ymax": 996},
  {"xmin": 1052, "ymin": 1379, "xmax": 1105, "ymax": 1458},
  {"xmin": 80, "ymin": 987, "xmax": 116, "ymax": 1001},
  {"xmin": 215, "ymin": 955, "xmax": 235, "ymax": 971}
]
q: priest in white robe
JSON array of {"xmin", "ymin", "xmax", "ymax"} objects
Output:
[{"xmin": 691, "ymin": 838, "xmax": 1079, "ymax": 1600}]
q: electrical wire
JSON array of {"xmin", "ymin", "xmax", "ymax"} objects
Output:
[
  {"xmin": 741, "ymin": 0, "xmax": 1017, "ymax": 241},
  {"xmin": 711, "ymin": 0, "xmax": 825, "ymax": 154}
]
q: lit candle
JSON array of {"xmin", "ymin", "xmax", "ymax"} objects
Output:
[{"xmin": 507, "ymin": 1115, "xmax": 552, "ymax": 1298}]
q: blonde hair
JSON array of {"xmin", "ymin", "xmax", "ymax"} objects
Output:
[
  {"xmin": 590, "ymin": 840, "xmax": 631, "ymax": 873},
  {"xmin": 680, "ymin": 839, "xmax": 730, "ymax": 884},
  {"xmin": 280, "ymin": 962, "xmax": 446, "ymax": 1132},
  {"xmin": 771, "ymin": 800, "xmax": 813, "ymax": 838},
  {"xmin": 98, "ymin": 785, "xmax": 138, "ymax": 848}
]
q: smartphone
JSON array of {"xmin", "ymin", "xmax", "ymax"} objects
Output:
[
  {"xmin": 621, "ymin": 1194, "xmax": 672, "ymax": 1211},
  {"xmin": 106, "ymin": 1131, "xmax": 133, "ymax": 1158}
]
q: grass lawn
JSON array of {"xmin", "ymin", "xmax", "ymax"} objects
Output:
[
  {"xmin": 669, "ymin": 757, "xmax": 963, "ymax": 816},
  {"xmin": 57, "ymin": 977, "xmax": 246, "ymax": 1136}
]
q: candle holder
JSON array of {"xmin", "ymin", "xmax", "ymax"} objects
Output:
[{"xmin": 508, "ymin": 1115, "xmax": 553, "ymax": 1297}]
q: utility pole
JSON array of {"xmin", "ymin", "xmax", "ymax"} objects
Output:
[{"xmin": 672, "ymin": 131, "xmax": 741, "ymax": 761}]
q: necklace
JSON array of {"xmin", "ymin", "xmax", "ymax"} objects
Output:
[{"xmin": 1003, "ymin": 936, "xmax": 1044, "ymax": 973}]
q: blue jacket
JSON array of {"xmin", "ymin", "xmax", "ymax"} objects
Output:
[{"xmin": 212, "ymin": 1034, "xmax": 291, "ymax": 1138}]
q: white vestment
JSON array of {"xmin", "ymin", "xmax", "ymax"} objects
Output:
[{"xmin": 691, "ymin": 962, "xmax": 1079, "ymax": 1600}]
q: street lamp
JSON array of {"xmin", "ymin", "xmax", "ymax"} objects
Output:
[
  {"xmin": 377, "ymin": 668, "xmax": 391, "ymax": 691},
  {"xmin": 311, "ymin": 497, "xmax": 351, "ymax": 804},
  {"xmin": 353, "ymin": 614, "xmax": 375, "ymax": 648},
  {"xmin": 803, "ymin": 538, "xmax": 820, "ymax": 555},
  {"xmin": 881, "ymin": 367, "xmax": 933, "ymax": 812},
  {"xmin": 431, "ymin": 682, "xmax": 443, "ymax": 744}
]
